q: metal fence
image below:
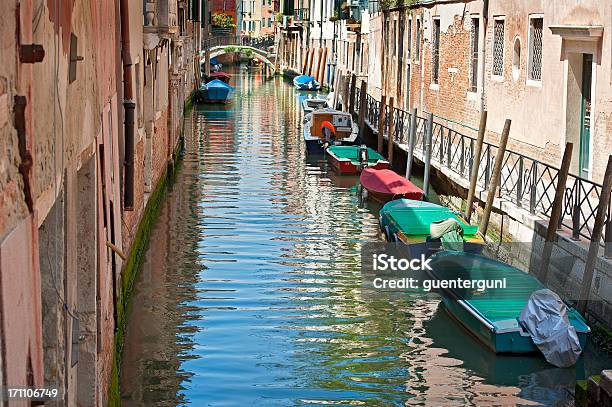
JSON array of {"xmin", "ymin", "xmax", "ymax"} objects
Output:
[
  {"xmin": 202, "ymin": 34, "xmax": 275, "ymax": 51},
  {"xmin": 361, "ymin": 92, "xmax": 611, "ymax": 251}
]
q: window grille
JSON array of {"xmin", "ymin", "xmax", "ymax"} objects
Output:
[
  {"xmin": 529, "ymin": 18, "xmax": 543, "ymax": 81},
  {"xmin": 492, "ymin": 19, "xmax": 505, "ymax": 76},
  {"xmin": 416, "ymin": 18, "xmax": 421, "ymax": 59},
  {"xmin": 407, "ymin": 19, "xmax": 412, "ymax": 59},
  {"xmin": 470, "ymin": 17, "xmax": 479, "ymax": 91},
  {"xmin": 432, "ymin": 19, "xmax": 440, "ymax": 84}
]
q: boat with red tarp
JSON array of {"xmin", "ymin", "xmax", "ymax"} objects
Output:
[
  {"xmin": 360, "ymin": 168, "xmax": 423, "ymax": 203},
  {"xmin": 206, "ymin": 71, "xmax": 231, "ymax": 84}
]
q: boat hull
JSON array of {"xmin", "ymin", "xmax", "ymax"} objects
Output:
[{"xmin": 327, "ymin": 153, "xmax": 390, "ymax": 175}]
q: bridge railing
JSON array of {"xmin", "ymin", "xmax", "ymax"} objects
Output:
[
  {"xmin": 361, "ymin": 92, "xmax": 611, "ymax": 253},
  {"xmin": 203, "ymin": 34, "xmax": 275, "ymax": 51}
]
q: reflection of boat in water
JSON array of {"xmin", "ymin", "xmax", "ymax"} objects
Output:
[
  {"xmin": 303, "ymin": 109, "xmax": 358, "ymax": 153},
  {"xmin": 293, "ymin": 75, "xmax": 321, "ymax": 91},
  {"xmin": 194, "ymin": 79, "xmax": 234, "ymax": 104},
  {"xmin": 428, "ymin": 252, "xmax": 590, "ymax": 355},
  {"xmin": 379, "ymin": 199, "xmax": 485, "ymax": 256},
  {"xmin": 424, "ymin": 303, "xmax": 579, "ymax": 387},
  {"xmin": 325, "ymin": 145, "xmax": 389, "ymax": 175}
]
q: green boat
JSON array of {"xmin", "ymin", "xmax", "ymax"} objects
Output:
[
  {"xmin": 379, "ymin": 199, "xmax": 485, "ymax": 257},
  {"xmin": 326, "ymin": 145, "xmax": 390, "ymax": 175},
  {"xmin": 428, "ymin": 251, "xmax": 590, "ymax": 354}
]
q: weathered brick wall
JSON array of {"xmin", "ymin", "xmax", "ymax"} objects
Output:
[{"xmin": 153, "ymin": 109, "xmax": 170, "ymax": 187}]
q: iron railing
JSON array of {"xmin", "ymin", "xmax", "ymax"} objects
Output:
[
  {"xmin": 203, "ymin": 34, "xmax": 275, "ymax": 51},
  {"xmin": 362, "ymin": 93, "xmax": 611, "ymax": 250}
]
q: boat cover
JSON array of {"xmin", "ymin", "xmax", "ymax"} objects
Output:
[
  {"xmin": 205, "ymin": 79, "xmax": 234, "ymax": 100},
  {"xmin": 519, "ymin": 289, "xmax": 583, "ymax": 367},
  {"xmin": 294, "ymin": 75, "xmax": 316, "ymax": 85},
  {"xmin": 360, "ymin": 169, "xmax": 423, "ymax": 200}
]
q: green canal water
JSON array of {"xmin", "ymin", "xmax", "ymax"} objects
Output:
[{"xmin": 120, "ymin": 69, "xmax": 609, "ymax": 406}]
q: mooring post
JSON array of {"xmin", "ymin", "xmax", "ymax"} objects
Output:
[
  {"xmin": 307, "ymin": 49, "xmax": 314, "ymax": 76},
  {"xmin": 349, "ymin": 74, "xmax": 357, "ymax": 114},
  {"xmin": 315, "ymin": 48, "xmax": 323, "ymax": 83},
  {"xmin": 423, "ymin": 112, "xmax": 434, "ymax": 200},
  {"xmin": 478, "ymin": 119, "xmax": 511, "ymax": 237},
  {"xmin": 205, "ymin": 48, "xmax": 211, "ymax": 77},
  {"xmin": 578, "ymin": 155, "xmax": 612, "ymax": 314},
  {"xmin": 539, "ymin": 143, "xmax": 573, "ymax": 283},
  {"xmin": 358, "ymin": 80, "xmax": 367, "ymax": 139},
  {"xmin": 466, "ymin": 110, "xmax": 487, "ymax": 222},
  {"xmin": 406, "ymin": 107, "xmax": 417, "ymax": 179},
  {"xmin": 332, "ymin": 70, "xmax": 341, "ymax": 109},
  {"xmin": 343, "ymin": 75, "xmax": 351, "ymax": 111},
  {"xmin": 377, "ymin": 95, "xmax": 387, "ymax": 154},
  {"xmin": 387, "ymin": 97, "xmax": 395, "ymax": 166}
]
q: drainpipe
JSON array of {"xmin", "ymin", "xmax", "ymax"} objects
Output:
[
  {"xmin": 319, "ymin": 0, "xmax": 324, "ymax": 47},
  {"xmin": 120, "ymin": 0, "xmax": 135, "ymax": 210},
  {"xmin": 479, "ymin": 0, "xmax": 489, "ymax": 114}
]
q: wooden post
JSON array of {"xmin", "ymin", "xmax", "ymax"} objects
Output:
[
  {"xmin": 406, "ymin": 107, "xmax": 417, "ymax": 179},
  {"xmin": 358, "ymin": 80, "xmax": 367, "ymax": 138},
  {"xmin": 318, "ymin": 47, "xmax": 328, "ymax": 85},
  {"xmin": 423, "ymin": 112, "xmax": 434, "ymax": 199},
  {"xmin": 307, "ymin": 49, "xmax": 314, "ymax": 76},
  {"xmin": 302, "ymin": 48, "xmax": 309, "ymax": 74},
  {"xmin": 343, "ymin": 75, "xmax": 351, "ymax": 111},
  {"xmin": 539, "ymin": 143, "xmax": 574, "ymax": 283},
  {"xmin": 478, "ymin": 119, "xmax": 511, "ymax": 236},
  {"xmin": 349, "ymin": 74, "xmax": 357, "ymax": 114},
  {"xmin": 466, "ymin": 110, "xmax": 488, "ymax": 222},
  {"xmin": 577, "ymin": 155, "xmax": 612, "ymax": 314},
  {"xmin": 315, "ymin": 48, "xmax": 323, "ymax": 83},
  {"xmin": 387, "ymin": 97, "xmax": 395, "ymax": 166},
  {"xmin": 333, "ymin": 70, "xmax": 342, "ymax": 109},
  {"xmin": 377, "ymin": 95, "xmax": 387, "ymax": 154}
]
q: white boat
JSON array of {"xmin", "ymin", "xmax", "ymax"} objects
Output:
[
  {"xmin": 301, "ymin": 98, "xmax": 329, "ymax": 114},
  {"xmin": 303, "ymin": 109, "xmax": 359, "ymax": 153}
]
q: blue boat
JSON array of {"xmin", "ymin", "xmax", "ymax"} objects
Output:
[
  {"xmin": 293, "ymin": 75, "xmax": 321, "ymax": 91},
  {"xmin": 195, "ymin": 79, "xmax": 233, "ymax": 104},
  {"xmin": 427, "ymin": 251, "xmax": 590, "ymax": 356}
]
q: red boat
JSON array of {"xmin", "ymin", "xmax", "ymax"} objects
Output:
[
  {"xmin": 206, "ymin": 71, "xmax": 231, "ymax": 84},
  {"xmin": 360, "ymin": 168, "xmax": 423, "ymax": 203}
]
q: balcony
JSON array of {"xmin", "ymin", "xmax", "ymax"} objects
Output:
[
  {"xmin": 293, "ymin": 8, "xmax": 310, "ymax": 23},
  {"xmin": 144, "ymin": 0, "xmax": 180, "ymax": 49}
]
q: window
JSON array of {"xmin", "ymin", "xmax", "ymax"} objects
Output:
[
  {"xmin": 512, "ymin": 37, "xmax": 521, "ymax": 80},
  {"xmin": 416, "ymin": 18, "xmax": 421, "ymax": 60},
  {"xmin": 470, "ymin": 17, "xmax": 479, "ymax": 91},
  {"xmin": 393, "ymin": 19, "xmax": 397, "ymax": 57},
  {"xmin": 432, "ymin": 18, "xmax": 440, "ymax": 84},
  {"xmin": 407, "ymin": 18, "xmax": 412, "ymax": 59},
  {"xmin": 529, "ymin": 17, "xmax": 543, "ymax": 81},
  {"xmin": 269, "ymin": 18, "xmax": 272, "ymax": 27},
  {"xmin": 492, "ymin": 18, "xmax": 505, "ymax": 76}
]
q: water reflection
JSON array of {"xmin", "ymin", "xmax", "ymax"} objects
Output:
[{"xmin": 120, "ymin": 69, "xmax": 610, "ymax": 407}]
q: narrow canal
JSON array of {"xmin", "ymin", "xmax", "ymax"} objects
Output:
[{"xmin": 120, "ymin": 69, "xmax": 609, "ymax": 406}]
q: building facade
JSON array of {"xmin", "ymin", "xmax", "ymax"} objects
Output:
[{"xmin": 0, "ymin": 0, "xmax": 205, "ymax": 405}]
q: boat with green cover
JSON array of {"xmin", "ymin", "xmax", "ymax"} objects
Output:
[
  {"xmin": 326, "ymin": 145, "xmax": 390, "ymax": 175},
  {"xmin": 379, "ymin": 199, "xmax": 485, "ymax": 257},
  {"xmin": 428, "ymin": 251, "xmax": 590, "ymax": 354}
]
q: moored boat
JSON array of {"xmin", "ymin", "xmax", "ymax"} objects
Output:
[
  {"xmin": 326, "ymin": 145, "xmax": 389, "ymax": 175},
  {"xmin": 206, "ymin": 71, "xmax": 231, "ymax": 84},
  {"xmin": 427, "ymin": 251, "xmax": 590, "ymax": 357},
  {"xmin": 360, "ymin": 168, "xmax": 423, "ymax": 203},
  {"xmin": 301, "ymin": 98, "xmax": 329, "ymax": 114},
  {"xmin": 303, "ymin": 109, "xmax": 358, "ymax": 153},
  {"xmin": 195, "ymin": 79, "xmax": 234, "ymax": 104},
  {"xmin": 379, "ymin": 199, "xmax": 485, "ymax": 256},
  {"xmin": 294, "ymin": 75, "xmax": 321, "ymax": 91}
]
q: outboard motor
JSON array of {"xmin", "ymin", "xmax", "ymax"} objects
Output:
[{"xmin": 359, "ymin": 144, "xmax": 369, "ymax": 168}]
